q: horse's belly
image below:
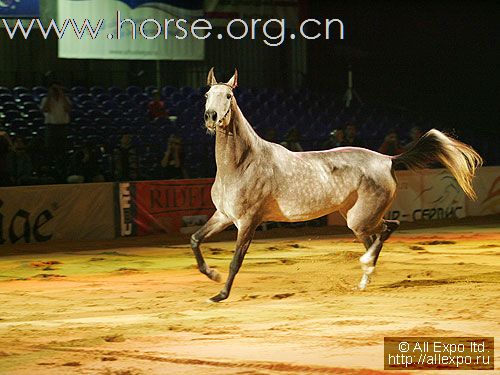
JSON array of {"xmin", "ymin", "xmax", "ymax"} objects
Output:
[{"xmin": 267, "ymin": 190, "xmax": 344, "ymax": 222}]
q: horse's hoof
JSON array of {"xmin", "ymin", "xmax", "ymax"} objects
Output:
[{"xmin": 209, "ymin": 293, "xmax": 227, "ymax": 303}]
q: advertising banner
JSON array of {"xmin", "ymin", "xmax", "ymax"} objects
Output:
[
  {"xmin": 384, "ymin": 170, "xmax": 422, "ymax": 222},
  {"xmin": 0, "ymin": 0, "xmax": 39, "ymax": 18},
  {"xmin": 466, "ymin": 166, "xmax": 500, "ymax": 217},
  {"xmin": 0, "ymin": 183, "xmax": 115, "ymax": 245},
  {"xmin": 417, "ymin": 169, "xmax": 466, "ymax": 220},
  {"xmin": 117, "ymin": 179, "xmax": 216, "ymax": 236},
  {"xmin": 330, "ymin": 167, "xmax": 498, "ymax": 226},
  {"xmin": 58, "ymin": 0, "xmax": 204, "ymax": 60},
  {"xmin": 116, "ymin": 168, "xmax": 499, "ymax": 237}
]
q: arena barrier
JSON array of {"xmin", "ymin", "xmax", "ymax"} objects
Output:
[
  {"xmin": 328, "ymin": 166, "xmax": 500, "ymax": 225},
  {"xmin": 1, "ymin": 167, "xmax": 496, "ymax": 245},
  {"xmin": 0, "ymin": 183, "xmax": 115, "ymax": 245},
  {"xmin": 116, "ymin": 179, "xmax": 216, "ymax": 237}
]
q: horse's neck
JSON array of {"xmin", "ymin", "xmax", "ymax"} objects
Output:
[{"xmin": 215, "ymin": 100, "xmax": 261, "ymax": 174}]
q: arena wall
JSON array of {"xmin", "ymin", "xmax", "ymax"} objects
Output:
[
  {"xmin": 0, "ymin": 167, "xmax": 497, "ymax": 245},
  {"xmin": 0, "ymin": 182, "xmax": 115, "ymax": 245},
  {"xmin": 328, "ymin": 166, "xmax": 499, "ymax": 226}
]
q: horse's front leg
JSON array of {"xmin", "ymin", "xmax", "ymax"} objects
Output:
[
  {"xmin": 191, "ymin": 211, "xmax": 232, "ymax": 282},
  {"xmin": 209, "ymin": 221, "xmax": 258, "ymax": 302}
]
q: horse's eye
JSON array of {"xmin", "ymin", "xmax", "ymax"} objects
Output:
[{"xmin": 226, "ymin": 94, "xmax": 232, "ymax": 99}]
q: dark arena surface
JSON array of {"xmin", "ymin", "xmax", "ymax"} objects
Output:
[{"xmin": 0, "ymin": 0, "xmax": 499, "ymax": 374}]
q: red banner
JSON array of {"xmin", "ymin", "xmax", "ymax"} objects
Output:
[{"xmin": 119, "ymin": 179, "xmax": 216, "ymax": 236}]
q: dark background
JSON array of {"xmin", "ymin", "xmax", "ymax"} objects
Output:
[
  {"xmin": 1, "ymin": 1, "xmax": 497, "ymax": 137},
  {"xmin": 308, "ymin": 0, "xmax": 499, "ymax": 137}
]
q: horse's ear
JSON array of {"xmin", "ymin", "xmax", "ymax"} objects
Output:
[
  {"xmin": 207, "ymin": 67, "xmax": 217, "ymax": 86},
  {"xmin": 227, "ymin": 69, "xmax": 238, "ymax": 89}
]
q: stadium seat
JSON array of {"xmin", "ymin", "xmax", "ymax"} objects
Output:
[
  {"xmin": 0, "ymin": 93, "xmax": 15, "ymax": 103},
  {"xmin": 108, "ymin": 86, "xmax": 123, "ymax": 96},
  {"xmin": 1, "ymin": 101, "xmax": 18, "ymax": 111},
  {"xmin": 90, "ymin": 86, "xmax": 105, "ymax": 95},
  {"xmin": 161, "ymin": 85, "xmax": 176, "ymax": 98},
  {"xmin": 4, "ymin": 110, "xmax": 21, "ymax": 121},
  {"xmin": 126, "ymin": 86, "xmax": 142, "ymax": 97},
  {"xmin": 13, "ymin": 86, "xmax": 29, "ymax": 96}
]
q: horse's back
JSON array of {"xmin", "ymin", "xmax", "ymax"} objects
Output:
[{"xmin": 263, "ymin": 145, "xmax": 395, "ymax": 221}]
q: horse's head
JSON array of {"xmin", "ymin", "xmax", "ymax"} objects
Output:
[{"xmin": 204, "ymin": 67, "xmax": 237, "ymax": 134}]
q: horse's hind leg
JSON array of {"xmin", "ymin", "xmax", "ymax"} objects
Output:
[
  {"xmin": 357, "ymin": 219, "xmax": 400, "ymax": 289},
  {"xmin": 191, "ymin": 211, "xmax": 232, "ymax": 282},
  {"xmin": 346, "ymin": 194, "xmax": 398, "ymax": 289},
  {"xmin": 360, "ymin": 219, "xmax": 400, "ymax": 266}
]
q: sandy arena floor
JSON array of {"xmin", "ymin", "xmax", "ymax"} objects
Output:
[{"xmin": 0, "ymin": 221, "xmax": 499, "ymax": 374}]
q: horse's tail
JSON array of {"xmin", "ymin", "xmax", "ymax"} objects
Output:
[{"xmin": 392, "ymin": 129, "xmax": 483, "ymax": 200}]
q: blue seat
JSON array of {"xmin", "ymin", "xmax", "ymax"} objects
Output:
[
  {"xmin": 105, "ymin": 109, "xmax": 122, "ymax": 119},
  {"xmin": 0, "ymin": 93, "xmax": 15, "ymax": 103},
  {"xmin": 145, "ymin": 85, "xmax": 158, "ymax": 96},
  {"xmin": 100, "ymin": 100, "xmax": 118, "ymax": 111},
  {"xmin": 11, "ymin": 118, "xmax": 27, "ymax": 129},
  {"xmin": 134, "ymin": 93, "xmax": 149, "ymax": 102},
  {"xmin": 30, "ymin": 117, "xmax": 45, "ymax": 128},
  {"xmin": 162, "ymin": 86, "xmax": 176, "ymax": 98},
  {"xmin": 96, "ymin": 93, "xmax": 111, "ymax": 102},
  {"xmin": 17, "ymin": 93, "xmax": 34, "ymax": 103},
  {"xmin": 26, "ymin": 109, "xmax": 43, "ymax": 120},
  {"xmin": 13, "ymin": 86, "xmax": 29, "ymax": 96},
  {"xmin": 127, "ymin": 86, "xmax": 142, "ymax": 97},
  {"xmin": 71, "ymin": 86, "xmax": 87, "ymax": 96},
  {"xmin": 90, "ymin": 86, "xmax": 105, "ymax": 95},
  {"xmin": 108, "ymin": 86, "xmax": 123, "ymax": 97},
  {"xmin": 115, "ymin": 93, "xmax": 129, "ymax": 103},
  {"xmin": 2, "ymin": 101, "xmax": 18, "ymax": 111},
  {"xmin": 4, "ymin": 110, "xmax": 20, "ymax": 121},
  {"xmin": 86, "ymin": 109, "xmax": 105, "ymax": 119}
]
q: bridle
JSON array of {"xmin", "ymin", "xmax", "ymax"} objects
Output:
[{"xmin": 206, "ymin": 83, "xmax": 235, "ymax": 136}]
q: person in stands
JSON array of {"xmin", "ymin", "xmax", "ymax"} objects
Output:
[
  {"xmin": 148, "ymin": 91, "xmax": 168, "ymax": 120},
  {"xmin": 161, "ymin": 134, "xmax": 185, "ymax": 179},
  {"xmin": 323, "ymin": 127, "xmax": 346, "ymax": 149},
  {"xmin": 378, "ymin": 129, "xmax": 405, "ymax": 156},
  {"xmin": 113, "ymin": 134, "xmax": 139, "ymax": 181},
  {"xmin": 6, "ymin": 137, "xmax": 36, "ymax": 185},
  {"xmin": 40, "ymin": 82, "xmax": 71, "ymax": 180}
]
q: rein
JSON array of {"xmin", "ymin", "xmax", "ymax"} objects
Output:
[{"xmin": 216, "ymin": 106, "xmax": 234, "ymax": 136}]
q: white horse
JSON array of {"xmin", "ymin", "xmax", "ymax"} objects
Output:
[{"xmin": 190, "ymin": 68, "xmax": 482, "ymax": 302}]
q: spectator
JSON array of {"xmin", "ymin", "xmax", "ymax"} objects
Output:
[
  {"xmin": 404, "ymin": 126, "xmax": 423, "ymax": 150},
  {"xmin": 161, "ymin": 135, "xmax": 186, "ymax": 179},
  {"xmin": 281, "ymin": 127, "xmax": 303, "ymax": 152},
  {"xmin": 344, "ymin": 122, "xmax": 364, "ymax": 147},
  {"xmin": 7, "ymin": 137, "xmax": 36, "ymax": 185},
  {"xmin": 0, "ymin": 131, "xmax": 13, "ymax": 186},
  {"xmin": 41, "ymin": 82, "xmax": 71, "ymax": 178},
  {"xmin": 27, "ymin": 135, "xmax": 56, "ymax": 185},
  {"xmin": 323, "ymin": 128, "xmax": 346, "ymax": 149},
  {"xmin": 148, "ymin": 91, "xmax": 168, "ymax": 120},
  {"xmin": 113, "ymin": 134, "xmax": 139, "ymax": 181},
  {"xmin": 67, "ymin": 142, "xmax": 105, "ymax": 183},
  {"xmin": 378, "ymin": 129, "xmax": 405, "ymax": 156}
]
